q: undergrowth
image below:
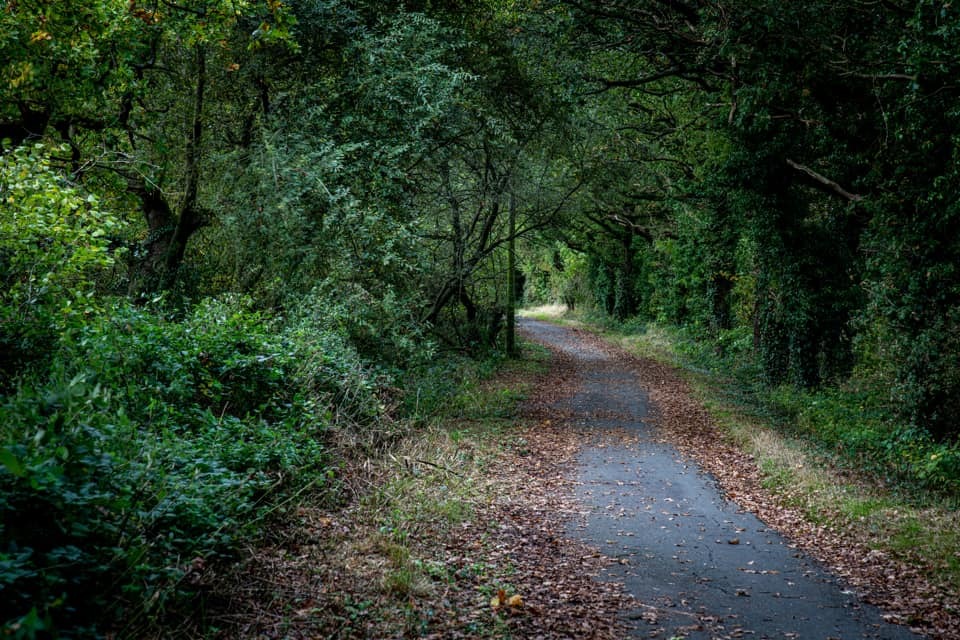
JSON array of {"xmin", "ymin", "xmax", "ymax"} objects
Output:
[
  {"xmin": 335, "ymin": 344, "xmax": 548, "ymax": 638},
  {"xmin": 0, "ymin": 295, "xmax": 405, "ymax": 638}
]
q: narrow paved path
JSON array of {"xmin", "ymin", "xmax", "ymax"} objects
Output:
[{"xmin": 520, "ymin": 319, "xmax": 919, "ymax": 640}]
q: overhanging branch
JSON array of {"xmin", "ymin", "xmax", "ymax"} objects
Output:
[
  {"xmin": 785, "ymin": 158, "xmax": 863, "ymax": 202},
  {"xmin": 584, "ymin": 67, "xmax": 714, "ymax": 93}
]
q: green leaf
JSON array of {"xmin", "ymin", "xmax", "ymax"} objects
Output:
[{"xmin": 0, "ymin": 447, "xmax": 26, "ymax": 478}]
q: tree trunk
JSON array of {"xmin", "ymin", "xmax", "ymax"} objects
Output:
[
  {"xmin": 128, "ymin": 45, "xmax": 208, "ymax": 297},
  {"xmin": 614, "ymin": 231, "xmax": 636, "ymax": 320},
  {"xmin": 128, "ymin": 185, "xmax": 177, "ymax": 298},
  {"xmin": 506, "ymin": 190, "xmax": 517, "ymax": 356}
]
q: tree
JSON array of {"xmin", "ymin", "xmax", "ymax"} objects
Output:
[{"xmin": 0, "ymin": 0, "xmax": 297, "ymax": 295}]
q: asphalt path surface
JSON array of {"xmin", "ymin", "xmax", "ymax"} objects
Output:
[{"xmin": 520, "ymin": 318, "xmax": 920, "ymax": 640}]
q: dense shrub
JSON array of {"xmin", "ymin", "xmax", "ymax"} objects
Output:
[
  {"xmin": 784, "ymin": 389, "xmax": 960, "ymax": 496},
  {"xmin": 0, "ymin": 144, "xmax": 124, "ymax": 384},
  {"xmin": 0, "ymin": 295, "xmax": 389, "ymax": 637}
]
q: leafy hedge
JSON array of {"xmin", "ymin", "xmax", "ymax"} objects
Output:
[
  {"xmin": 0, "ymin": 296, "xmax": 383, "ymax": 637},
  {"xmin": 766, "ymin": 386, "xmax": 960, "ymax": 497}
]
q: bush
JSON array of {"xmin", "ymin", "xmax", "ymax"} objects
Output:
[
  {"xmin": 0, "ymin": 144, "xmax": 124, "ymax": 383},
  {"xmin": 0, "ymin": 296, "xmax": 352, "ymax": 637},
  {"xmin": 293, "ymin": 281, "xmax": 435, "ymax": 369}
]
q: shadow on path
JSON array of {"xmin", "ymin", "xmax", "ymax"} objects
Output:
[{"xmin": 520, "ymin": 318, "xmax": 920, "ymax": 640}]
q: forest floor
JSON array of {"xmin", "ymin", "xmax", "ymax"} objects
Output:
[{"xmin": 207, "ymin": 317, "xmax": 959, "ymax": 639}]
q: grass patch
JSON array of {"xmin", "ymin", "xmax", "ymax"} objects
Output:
[
  {"xmin": 366, "ymin": 343, "xmax": 546, "ymax": 527},
  {"xmin": 285, "ymin": 342, "xmax": 551, "ymax": 638},
  {"xmin": 518, "ymin": 304, "xmax": 572, "ymax": 321}
]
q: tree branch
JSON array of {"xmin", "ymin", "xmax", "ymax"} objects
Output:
[
  {"xmin": 838, "ymin": 72, "xmax": 917, "ymax": 82},
  {"xmin": 585, "ymin": 66, "xmax": 715, "ymax": 93},
  {"xmin": 785, "ymin": 158, "xmax": 863, "ymax": 202}
]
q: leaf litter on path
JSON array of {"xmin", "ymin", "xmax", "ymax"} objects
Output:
[
  {"xmin": 204, "ymin": 341, "xmax": 632, "ymax": 638},
  {"xmin": 555, "ymin": 323, "xmax": 959, "ymax": 639}
]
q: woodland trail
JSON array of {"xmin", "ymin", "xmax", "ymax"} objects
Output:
[{"xmin": 519, "ymin": 319, "xmax": 920, "ymax": 640}]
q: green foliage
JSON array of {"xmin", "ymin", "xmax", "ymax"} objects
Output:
[
  {"xmin": 298, "ymin": 282, "xmax": 433, "ymax": 369},
  {"xmin": 64, "ymin": 298, "xmax": 296, "ymax": 423},
  {"xmin": 708, "ymin": 1, "xmax": 960, "ymax": 433},
  {"xmin": 0, "ymin": 145, "xmax": 124, "ymax": 379},
  {"xmin": 0, "ymin": 1, "xmax": 130, "ymax": 136},
  {"xmin": 195, "ymin": 6, "xmax": 492, "ymax": 352},
  {"xmin": 0, "ymin": 295, "xmax": 394, "ymax": 635},
  {"xmin": 769, "ymin": 387, "xmax": 960, "ymax": 497},
  {"xmin": 535, "ymin": 0, "xmax": 960, "ymax": 447},
  {"xmin": 0, "ymin": 0, "xmax": 297, "ymax": 128},
  {"xmin": 5, "ymin": 0, "xmax": 960, "ymax": 631},
  {"xmin": 521, "ymin": 244, "xmax": 590, "ymax": 310}
]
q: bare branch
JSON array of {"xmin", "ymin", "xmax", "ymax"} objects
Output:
[
  {"xmin": 786, "ymin": 158, "xmax": 863, "ymax": 202},
  {"xmin": 839, "ymin": 72, "xmax": 918, "ymax": 82},
  {"xmin": 585, "ymin": 66, "xmax": 715, "ymax": 94}
]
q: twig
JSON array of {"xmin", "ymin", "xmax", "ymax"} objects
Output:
[{"xmin": 412, "ymin": 457, "xmax": 466, "ymax": 478}]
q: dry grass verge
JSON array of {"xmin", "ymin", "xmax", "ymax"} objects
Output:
[{"xmin": 204, "ymin": 346, "xmax": 633, "ymax": 639}]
